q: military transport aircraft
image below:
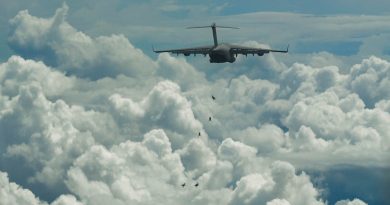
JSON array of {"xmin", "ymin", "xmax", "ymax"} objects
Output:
[{"xmin": 153, "ymin": 23, "xmax": 288, "ymax": 63}]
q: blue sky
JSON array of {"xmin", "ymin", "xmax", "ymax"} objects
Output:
[{"xmin": 0, "ymin": 1, "xmax": 389, "ymax": 205}]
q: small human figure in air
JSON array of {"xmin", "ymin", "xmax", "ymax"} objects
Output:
[
  {"xmin": 194, "ymin": 182, "xmax": 199, "ymax": 187},
  {"xmin": 198, "ymin": 132, "xmax": 201, "ymax": 137},
  {"xmin": 209, "ymin": 117, "xmax": 212, "ymax": 121},
  {"xmin": 212, "ymin": 95, "xmax": 216, "ymax": 100},
  {"xmin": 181, "ymin": 183, "xmax": 186, "ymax": 187}
]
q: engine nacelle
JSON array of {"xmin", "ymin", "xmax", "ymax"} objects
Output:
[{"xmin": 228, "ymin": 56, "xmax": 236, "ymax": 63}]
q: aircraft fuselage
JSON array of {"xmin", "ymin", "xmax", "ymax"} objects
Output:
[{"xmin": 209, "ymin": 44, "xmax": 236, "ymax": 63}]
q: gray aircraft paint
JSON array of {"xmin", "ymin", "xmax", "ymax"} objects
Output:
[{"xmin": 154, "ymin": 23, "xmax": 288, "ymax": 63}]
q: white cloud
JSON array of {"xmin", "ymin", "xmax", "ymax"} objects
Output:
[
  {"xmin": 0, "ymin": 55, "xmax": 75, "ymax": 97},
  {"xmin": 109, "ymin": 80, "xmax": 204, "ymax": 149},
  {"xmin": 335, "ymin": 198, "xmax": 368, "ymax": 205},
  {"xmin": 290, "ymin": 126, "xmax": 329, "ymax": 152},
  {"xmin": 1, "ymin": 53, "xmax": 380, "ymax": 205},
  {"xmin": 266, "ymin": 198, "xmax": 291, "ymax": 205},
  {"xmin": 230, "ymin": 124, "xmax": 287, "ymax": 154},
  {"xmin": 61, "ymin": 136, "xmax": 328, "ymax": 205},
  {"xmin": 314, "ymin": 66, "xmax": 339, "ymax": 92},
  {"xmin": 200, "ymin": 160, "xmax": 233, "ymax": 189},
  {"xmin": 0, "ymin": 81, "xmax": 119, "ymax": 194},
  {"xmin": 178, "ymin": 138, "xmax": 216, "ymax": 177},
  {"xmin": 156, "ymin": 53, "xmax": 207, "ymax": 91},
  {"xmin": 8, "ymin": 3, "xmax": 156, "ymax": 79},
  {"xmin": 279, "ymin": 62, "xmax": 315, "ymax": 98},
  {"xmin": 348, "ymin": 56, "xmax": 390, "ymax": 107},
  {"xmin": 51, "ymin": 195, "xmax": 83, "ymax": 205},
  {"xmin": 0, "ymin": 171, "xmax": 47, "ymax": 205},
  {"xmin": 228, "ymin": 161, "xmax": 324, "ymax": 205},
  {"xmin": 3, "ymin": 4, "xmax": 389, "ymax": 205},
  {"xmin": 338, "ymin": 93, "xmax": 365, "ymax": 113},
  {"xmin": 285, "ymin": 91, "xmax": 347, "ymax": 140},
  {"xmin": 217, "ymin": 138, "xmax": 257, "ymax": 164},
  {"xmin": 63, "ymin": 130, "xmax": 191, "ymax": 205}
]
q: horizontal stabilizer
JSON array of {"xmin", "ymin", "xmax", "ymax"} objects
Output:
[
  {"xmin": 187, "ymin": 23, "xmax": 239, "ymax": 29},
  {"xmin": 187, "ymin": 26, "xmax": 211, "ymax": 29},
  {"xmin": 215, "ymin": 25, "xmax": 239, "ymax": 29}
]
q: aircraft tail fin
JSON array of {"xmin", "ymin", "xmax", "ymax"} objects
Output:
[{"xmin": 186, "ymin": 23, "xmax": 239, "ymax": 46}]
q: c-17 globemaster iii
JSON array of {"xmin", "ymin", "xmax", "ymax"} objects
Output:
[{"xmin": 153, "ymin": 23, "xmax": 288, "ymax": 63}]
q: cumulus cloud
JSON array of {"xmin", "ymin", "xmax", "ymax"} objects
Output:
[
  {"xmin": 64, "ymin": 130, "xmax": 216, "ymax": 205},
  {"xmin": 178, "ymin": 139, "xmax": 217, "ymax": 177},
  {"xmin": 0, "ymin": 83, "xmax": 115, "ymax": 191},
  {"xmin": 228, "ymin": 161, "xmax": 324, "ymax": 205},
  {"xmin": 51, "ymin": 195, "xmax": 83, "ymax": 205},
  {"xmin": 0, "ymin": 55, "xmax": 74, "ymax": 97},
  {"xmin": 348, "ymin": 56, "xmax": 390, "ymax": 108},
  {"xmin": 61, "ymin": 136, "xmax": 326, "ymax": 205},
  {"xmin": 335, "ymin": 199, "xmax": 368, "ymax": 205},
  {"xmin": 156, "ymin": 53, "xmax": 207, "ymax": 91},
  {"xmin": 8, "ymin": 3, "xmax": 156, "ymax": 79},
  {"xmin": 285, "ymin": 91, "xmax": 347, "ymax": 141},
  {"xmin": 0, "ymin": 171, "xmax": 47, "ymax": 205},
  {"xmin": 109, "ymin": 80, "xmax": 204, "ymax": 149},
  {"xmin": 230, "ymin": 124, "xmax": 287, "ymax": 154},
  {"xmin": 218, "ymin": 138, "xmax": 257, "ymax": 163},
  {"xmin": 266, "ymin": 199, "xmax": 291, "ymax": 205},
  {"xmin": 3, "ymin": 4, "xmax": 390, "ymax": 205}
]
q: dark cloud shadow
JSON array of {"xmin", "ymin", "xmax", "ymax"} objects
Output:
[{"xmin": 305, "ymin": 165, "xmax": 390, "ymax": 205}]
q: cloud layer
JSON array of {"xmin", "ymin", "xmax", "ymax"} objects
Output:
[{"xmin": 1, "ymin": 4, "xmax": 389, "ymax": 205}]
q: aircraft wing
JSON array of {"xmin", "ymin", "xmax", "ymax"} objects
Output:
[
  {"xmin": 153, "ymin": 45, "xmax": 213, "ymax": 56},
  {"xmin": 230, "ymin": 44, "xmax": 289, "ymax": 56}
]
